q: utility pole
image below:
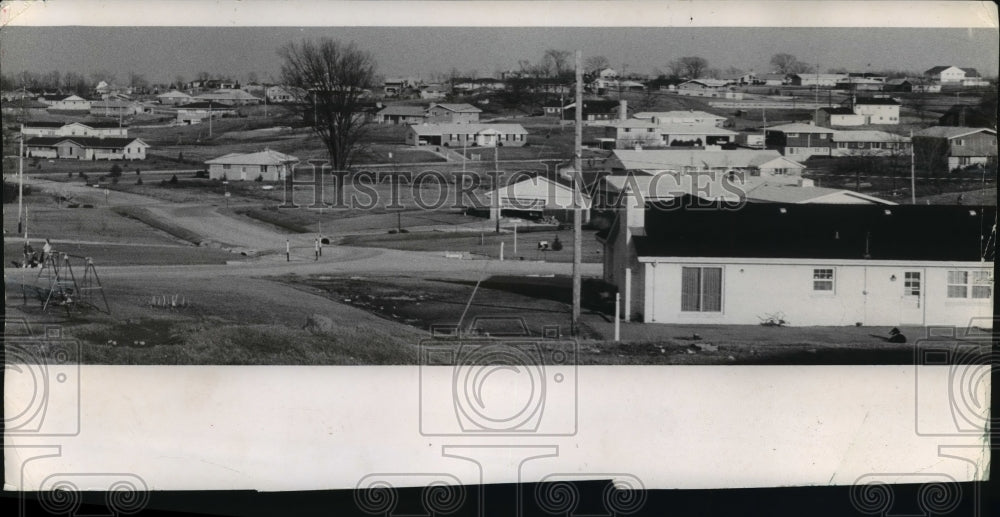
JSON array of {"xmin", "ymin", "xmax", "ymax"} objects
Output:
[
  {"xmin": 572, "ymin": 50, "xmax": 583, "ymax": 334},
  {"xmin": 910, "ymin": 129, "xmax": 916, "ymax": 204},
  {"xmin": 493, "ymin": 145, "xmax": 500, "ymax": 233},
  {"xmin": 18, "ymin": 127, "xmax": 24, "ymax": 235}
]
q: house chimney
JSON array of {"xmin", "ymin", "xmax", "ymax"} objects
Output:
[{"xmin": 619, "ymin": 99, "xmax": 627, "ymax": 122}]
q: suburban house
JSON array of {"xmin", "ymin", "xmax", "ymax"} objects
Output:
[
  {"xmin": 24, "ymin": 136, "xmax": 149, "ymax": 160},
  {"xmin": 473, "ymin": 175, "xmax": 592, "ymax": 223},
  {"xmin": 924, "ymin": 66, "xmax": 969, "ymax": 84},
  {"xmin": 156, "ymin": 90, "xmax": 194, "ymax": 105},
  {"xmin": 849, "ymin": 97, "xmax": 901, "ymax": 125},
  {"xmin": 205, "ymin": 149, "xmax": 299, "ymax": 181},
  {"xmin": 608, "ymin": 120, "xmax": 737, "ymax": 149},
  {"xmin": 835, "ymin": 77, "xmax": 884, "ymax": 92},
  {"xmin": 375, "ymin": 105, "xmax": 428, "ymax": 125},
  {"xmin": 757, "ymin": 73, "xmax": 787, "ymax": 86},
  {"xmin": 21, "ymin": 121, "xmax": 129, "ymax": 139},
  {"xmin": 597, "ymin": 68, "xmax": 619, "ymax": 79},
  {"xmin": 194, "ymin": 89, "xmax": 261, "ymax": 105},
  {"xmin": 598, "ymin": 198, "xmax": 994, "ymax": 326},
  {"xmin": 816, "ymin": 107, "xmax": 865, "ymax": 127},
  {"xmin": 425, "ymin": 103, "xmax": 482, "ymax": 123},
  {"xmin": 265, "ymin": 86, "xmax": 305, "ymax": 104},
  {"xmin": 419, "ymin": 84, "xmax": 449, "ymax": 100},
  {"xmin": 38, "ymin": 94, "xmax": 91, "ymax": 111},
  {"xmin": 743, "ymin": 185, "xmax": 894, "ymax": 205},
  {"xmin": 913, "ymin": 127, "xmax": 998, "ymax": 172},
  {"xmin": 632, "ymin": 110, "xmax": 727, "ymax": 127},
  {"xmin": 542, "ymin": 103, "xmax": 563, "ymax": 116},
  {"xmin": 175, "ymin": 101, "xmax": 237, "ymax": 124},
  {"xmin": 561, "ymin": 100, "xmax": 622, "ymax": 122},
  {"xmin": 882, "ymin": 79, "xmax": 913, "ymax": 93},
  {"xmin": 405, "ymin": 123, "xmax": 528, "ymax": 147},
  {"xmin": 675, "ymin": 79, "xmax": 731, "ymax": 96},
  {"xmin": 957, "ymin": 69, "xmax": 989, "ymax": 87},
  {"xmin": 830, "ymin": 130, "xmax": 912, "ymax": 157},
  {"xmin": 787, "ymin": 74, "xmax": 847, "ymax": 87},
  {"xmin": 764, "ymin": 122, "xmax": 836, "ymax": 158},
  {"xmin": 606, "ymin": 149, "xmax": 807, "ymax": 179},
  {"xmin": 89, "ymin": 100, "xmax": 142, "ymax": 117},
  {"xmin": 1, "ymin": 98, "xmax": 48, "ymax": 117}
]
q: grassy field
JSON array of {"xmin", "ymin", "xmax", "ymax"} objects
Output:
[
  {"xmin": 338, "ymin": 226, "xmax": 605, "ymax": 263},
  {"xmin": 2, "ymin": 193, "xmax": 184, "ymax": 245}
]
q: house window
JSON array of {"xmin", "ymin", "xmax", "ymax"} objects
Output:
[
  {"xmin": 838, "ymin": 142, "xmax": 848, "ymax": 148},
  {"xmin": 954, "ymin": 139, "xmax": 964, "ymax": 146},
  {"xmin": 624, "ymin": 128, "xmax": 631, "ymax": 133},
  {"xmin": 951, "ymin": 270, "xmax": 993, "ymax": 299},
  {"xmin": 904, "ymin": 272, "xmax": 921, "ymax": 296},
  {"xmin": 819, "ymin": 134, "xmax": 827, "ymax": 139},
  {"xmin": 223, "ymin": 164, "xmax": 231, "ymax": 170},
  {"xmin": 813, "ymin": 268, "xmax": 835, "ymax": 291},
  {"xmin": 647, "ymin": 128, "xmax": 655, "ymax": 133},
  {"xmin": 681, "ymin": 267, "xmax": 722, "ymax": 312},
  {"xmin": 786, "ymin": 132, "xmax": 799, "ymax": 137}
]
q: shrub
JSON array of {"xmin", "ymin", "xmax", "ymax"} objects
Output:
[
  {"xmin": 78, "ymin": 171, "xmax": 86, "ymax": 178},
  {"xmin": 68, "ymin": 171, "xmax": 73, "ymax": 178},
  {"xmin": 178, "ymin": 151, "xmax": 184, "ymax": 162},
  {"xmin": 111, "ymin": 177, "xmax": 119, "ymax": 185},
  {"xmin": 169, "ymin": 174, "xmax": 179, "ymax": 184},
  {"xmin": 135, "ymin": 168, "xmax": 141, "ymax": 175},
  {"xmin": 255, "ymin": 174, "xmax": 263, "ymax": 182},
  {"xmin": 195, "ymin": 170, "xmax": 208, "ymax": 178},
  {"xmin": 109, "ymin": 164, "xmax": 123, "ymax": 177},
  {"xmin": 136, "ymin": 177, "xmax": 143, "ymax": 185},
  {"xmin": 80, "ymin": 173, "xmax": 89, "ymax": 182},
  {"xmin": 550, "ymin": 236, "xmax": 563, "ymax": 251}
]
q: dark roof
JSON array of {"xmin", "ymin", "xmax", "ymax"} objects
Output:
[
  {"xmin": 924, "ymin": 66, "xmax": 952, "ymax": 75},
  {"xmin": 633, "ymin": 196, "xmax": 995, "ymax": 262},
  {"xmin": 23, "ymin": 121, "xmax": 65, "ymax": 128},
  {"xmin": 40, "ymin": 95, "xmax": 71, "ymax": 101},
  {"xmin": 960, "ymin": 67, "xmax": 980, "ymax": 77},
  {"xmin": 76, "ymin": 120, "xmax": 125, "ymax": 128},
  {"xmin": 178, "ymin": 101, "xmax": 235, "ymax": 110},
  {"xmin": 853, "ymin": 97, "xmax": 900, "ymax": 105},
  {"xmin": 565, "ymin": 100, "xmax": 620, "ymax": 114},
  {"xmin": 25, "ymin": 136, "xmax": 144, "ymax": 148},
  {"xmin": 820, "ymin": 107, "xmax": 856, "ymax": 115}
]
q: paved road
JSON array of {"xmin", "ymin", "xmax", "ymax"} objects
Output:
[{"xmin": 16, "ymin": 176, "xmax": 598, "ymax": 281}]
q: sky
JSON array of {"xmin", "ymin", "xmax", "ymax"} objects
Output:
[{"xmin": 2, "ymin": 26, "xmax": 997, "ymax": 85}]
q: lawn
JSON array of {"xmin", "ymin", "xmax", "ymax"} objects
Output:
[
  {"xmin": 338, "ymin": 226, "xmax": 605, "ymax": 263},
  {"xmin": 1, "ymin": 193, "xmax": 185, "ymax": 246}
]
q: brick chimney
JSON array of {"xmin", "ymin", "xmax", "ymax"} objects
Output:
[{"xmin": 619, "ymin": 99, "xmax": 627, "ymax": 122}]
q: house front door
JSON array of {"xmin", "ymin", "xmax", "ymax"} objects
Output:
[{"xmin": 900, "ymin": 270, "xmax": 924, "ymax": 325}]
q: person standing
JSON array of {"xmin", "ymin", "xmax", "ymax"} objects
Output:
[
  {"xmin": 42, "ymin": 239, "xmax": 52, "ymax": 262},
  {"xmin": 286, "ymin": 239, "xmax": 290, "ymax": 262}
]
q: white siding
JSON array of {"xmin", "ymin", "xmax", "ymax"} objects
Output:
[{"xmin": 642, "ymin": 259, "xmax": 992, "ymax": 327}]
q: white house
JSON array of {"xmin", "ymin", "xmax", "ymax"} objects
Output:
[
  {"xmin": 194, "ymin": 89, "xmax": 261, "ymax": 105},
  {"xmin": 788, "ymin": 73, "xmax": 848, "ymax": 87},
  {"xmin": 607, "ymin": 149, "xmax": 807, "ymax": 179},
  {"xmin": 831, "ymin": 130, "xmax": 912, "ymax": 157},
  {"xmin": 924, "ymin": 66, "xmax": 967, "ymax": 84},
  {"xmin": 38, "ymin": 94, "xmax": 91, "ymax": 111},
  {"xmin": 176, "ymin": 102, "xmax": 237, "ymax": 124},
  {"xmin": 599, "ymin": 200, "xmax": 994, "ymax": 326},
  {"xmin": 815, "ymin": 107, "xmax": 866, "ymax": 127},
  {"xmin": 850, "ymin": 97, "xmax": 901, "ymax": 125},
  {"xmin": 474, "ymin": 175, "xmax": 591, "ymax": 223},
  {"xmin": 609, "ymin": 120, "xmax": 737, "ymax": 149},
  {"xmin": 24, "ymin": 137, "xmax": 148, "ymax": 160},
  {"xmin": 265, "ymin": 86, "xmax": 304, "ymax": 104},
  {"xmin": 406, "ymin": 123, "xmax": 528, "ymax": 148},
  {"xmin": 205, "ymin": 149, "xmax": 299, "ymax": 181},
  {"xmin": 157, "ymin": 90, "xmax": 193, "ymax": 105},
  {"xmin": 21, "ymin": 121, "xmax": 128, "ymax": 139},
  {"xmin": 632, "ymin": 110, "xmax": 727, "ymax": 127}
]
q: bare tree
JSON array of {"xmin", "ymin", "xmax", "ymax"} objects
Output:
[
  {"xmin": 279, "ymin": 37, "xmax": 377, "ymax": 170},
  {"xmin": 246, "ymin": 71, "xmax": 259, "ymax": 84},
  {"xmin": 585, "ymin": 55, "xmax": 610, "ymax": 74},
  {"xmin": 63, "ymin": 72, "xmax": 89, "ymax": 96},
  {"xmin": 671, "ymin": 56, "xmax": 709, "ymax": 79},
  {"xmin": 770, "ymin": 53, "xmax": 799, "ymax": 74},
  {"xmin": 173, "ymin": 75, "xmax": 187, "ymax": 90},
  {"xmin": 543, "ymin": 49, "xmax": 572, "ymax": 78},
  {"xmin": 41, "ymin": 70, "xmax": 62, "ymax": 91},
  {"xmin": 665, "ymin": 60, "xmax": 687, "ymax": 80},
  {"xmin": 196, "ymin": 71, "xmax": 212, "ymax": 82}
]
